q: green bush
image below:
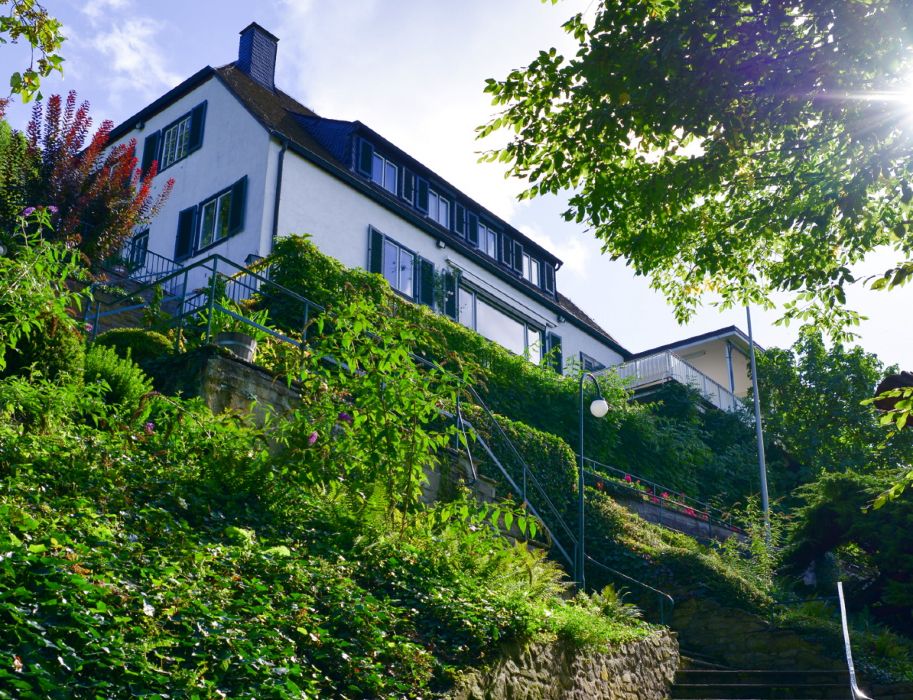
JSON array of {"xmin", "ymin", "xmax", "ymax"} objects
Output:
[
  {"xmin": 83, "ymin": 344, "xmax": 152, "ymax": 410},
  {"xmin": 1, "ymin": 315, "xmax": 85, "ymax": 384},
  {"xmin": 94, "ymin": 328, "xmax": 173, "ymax": 366}
]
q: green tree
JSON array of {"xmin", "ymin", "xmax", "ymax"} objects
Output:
[
  {"xmin": 481, "ymin": 0, "xmax": 913, "ymax": 336},
  {"xmin": 784, "ymin": 471, "xmax": 913, "ymax": 635},
  {"xmin": 0, "ymin": 0, "xmax": 64, "ymax": 104},
  {"xmin": 757, "ymin": 333, "xmax": 913, "ymax": 496}
]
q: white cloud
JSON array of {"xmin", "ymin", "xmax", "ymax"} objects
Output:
[
  {"xmin": 81, "ymin": 0, "xmax": 131, "ymax": 21},
  {"xmin": 90, "ymin": 18, "xmax": 181, "ymax": 106}
]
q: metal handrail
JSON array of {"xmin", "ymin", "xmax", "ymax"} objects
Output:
[
  {"xmin": 581, "ymin": 457, "xmax": 742, "ymax": 533},
  {"xmin": 584, "ymin": 554, "xmax": 675, "ymax": 625},
  {"xmin": 837, "ymin": 582, "xmax": 872, "ymax": 700}
]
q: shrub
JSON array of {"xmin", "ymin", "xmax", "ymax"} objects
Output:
[
  {"xmin": 94, "ymin": 328, "xmax": 173, "ymax": 366},
  {"xmin": 1, "ymin": 315, "xmax": 85, "ymax": 384},
  {"xmin": 83, "ymin": 344, "xmax": 152, "ymax": 410}
]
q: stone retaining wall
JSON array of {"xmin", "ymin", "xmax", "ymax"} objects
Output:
[{"xmin": 449, "ymin": 629, "xmax": 679, "ymax": 700}]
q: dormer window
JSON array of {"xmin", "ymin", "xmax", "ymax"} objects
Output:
[
  {"xmin": 428, "ymin": 190, "xmax": 450, "ymax": 228},
  {"xmin": 480, "ymin": 222, "xmax": 498, "ymax": 258},
  {"xmin": 372, "ymin": 153, "xmax": 398, "ymax": 195},
  {"xmin": 522, "ymin": 253, "xmax": 540, "ymax": 286}
]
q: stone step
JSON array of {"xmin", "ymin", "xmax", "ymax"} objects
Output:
[
  {"xmin": 672, "ymin": 678, "xmax": 850, "ymax": 700},
  {"xmin": 676, "ymin": 670, "xmax": 849, "ymax": 685}
]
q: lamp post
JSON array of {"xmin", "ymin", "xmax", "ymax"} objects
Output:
[
  {"xmin": 746, "ymin": 306, "xmax": 770, "ymax": 541},
  {"xmin": 577, "ymin": 372, "xmax": 609, "ymax": 589}
]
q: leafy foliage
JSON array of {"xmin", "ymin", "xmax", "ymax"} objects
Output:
[
  {"xmin": 94, "ymin": 328, "xmax": 174, "ymax": 367},
  {"xmin": 1, "ymin": 91, "xmax": 173, "ymax": 262},
  {"xmin": 482, "ymin": 0, "xmax": 913, "ymax": 337},
  {"xmin": 0, "ymin": 215, "xmax": 86, "ymax": 377},
  {"xmin": 83, "ymin": 343, "xmax": 153, "ymax": 411},
  {"xmin": 0, "ymin": 0, "xmax": 64, "ymax": 103},
  {"xmin": 257, "ymin": 236, "xmax": 761, "ymax": 507},
  {"xmin": 783, "ymin": 470, "xmax": 913, "ymax": 635},
  {"xmin": 756, "ymin": 332, "xmax": 913, "ymax": 498}
]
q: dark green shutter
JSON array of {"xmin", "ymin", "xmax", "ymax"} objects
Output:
[
  {"xmin": 544, "ymin": 263, "xmax": 555, "ymax": 293},
  {"xmin": 141, "ymin": 131, "xmax": 160, "ymax": 176},
  {"xmin": 401, "ymin": 169, "xmax": 415, "ymax": 203},
  {"xmin": 455, "ymin": 203, "xmax": 465, "ymax": 236},
  {"xmin": 416, "ymin": 178, "xmax": 429, "ymax": 213},
  {"xmin": 174, "ymin": 206, "xmax": 197, "ymax": 261},
  {"xmin": 368, "ymin": 228, "xmax": 384, "ymax": 274},
  {"xmin": 546, "ymin": 333, "xmax": 563, "ymax": 374},
  {"xmin": 228, "ymin": 176, "xmax": 247, "ymax": 235},
  {"xmin": 188, "ymin": 101, "xmax": 207, "ymax": 152},
  {"xmin": 443, "ymin": 271, "xmax": 457, "ymax": 319},
  {"xmin": 501, "ymin": 235, "xmax": 512, "ymax": 265},
  {"xmin": 467, "ymin": 213, "xmax": 479, "ymax": 247},
  {"xmin": 356, "ymin": 139, "xmax": 374, "ymax": 177},
  {"xmin": 513, "ymin": 242, "xmax": 523, "ymax": 273},
  {"xmin": 418, "ymin": 258, "xmax": 434, "ymax": 306}
]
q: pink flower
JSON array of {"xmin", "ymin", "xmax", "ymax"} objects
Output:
[
  {"xmin": 308, "ymin": 431, "xmax": 319, "ymax": 446},
  {"xmin": 144, "ymin": 422, "xmax": 155, "ymax": 435},
  {"xmin": 84, "ymin": 322, "xmax": 94, "ymax": 333},
  {"xmin": 624, "ymin": 474, "xmax": 632, "ymax": 483},
  {"xmin": 47, "ymin": 205, "xmax": 58, "ymax": 214},
  {"xmin": 661, "ymin": 491, "xmax": 670, "ymax": 500},
  {"xmin": 337, "ymin": 411, "xmax": 353, "ymax": 424}
]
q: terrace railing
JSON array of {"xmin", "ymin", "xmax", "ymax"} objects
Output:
[
  {"xmin": 604, "ymin": 350, "xmax": 741, "ymax": 412},
  {"xmin": 581, "ymin": 457, "xmax": 743, "ymax": 538}
]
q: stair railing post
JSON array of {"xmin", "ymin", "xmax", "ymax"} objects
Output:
[{"xmin": 176, "ymin": 268, "xmax": 189, "ymax": 351}]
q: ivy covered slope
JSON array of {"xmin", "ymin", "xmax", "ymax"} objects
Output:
[
  {"xmin": 258, "ymin": 235, "xmax": 762, "ymax": 507},
  {"xmin": 0, "ymin": 236, "xmax": 653, "ymax": 699}
]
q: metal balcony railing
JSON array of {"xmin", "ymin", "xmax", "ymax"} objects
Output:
[{"xmin": 604, "ymin": 350, "xmax": 742, "ymax": 412}]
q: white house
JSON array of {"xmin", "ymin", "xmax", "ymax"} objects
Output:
[{"xmin": 108, "ymin": 22, "xmax": 630, "ymax": 374}]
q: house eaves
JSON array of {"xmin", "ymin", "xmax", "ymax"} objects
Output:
[{"xmin": 630, "ymin": 325, "xmax": 760, "ymax": 359}]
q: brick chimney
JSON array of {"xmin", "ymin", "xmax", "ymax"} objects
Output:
[{"xmin": 237, "ymin": 22, "xmax": 279, "ymax": 91}]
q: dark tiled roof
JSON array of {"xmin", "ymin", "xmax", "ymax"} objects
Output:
[{"xmin": 557, "ymin": 293, "xmax": 628, "ymax": 357}]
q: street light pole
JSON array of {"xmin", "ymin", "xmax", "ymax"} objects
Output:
[
  {"xmin": 578, "ymin": 372, "xmax": 609, "ymax": 590},
  {"xmin": 746, "ymin": 306, "xmax": 770, "ymax": 538}
]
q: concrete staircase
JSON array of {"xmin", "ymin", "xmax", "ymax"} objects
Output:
[{"xmin": 671, "ymin": 666, "xmax": 851, "ymax": 699}]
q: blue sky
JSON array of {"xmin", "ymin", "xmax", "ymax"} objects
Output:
[{"xmin": 3, "ymin": 0, "xmax": 913, "ymax": 368}]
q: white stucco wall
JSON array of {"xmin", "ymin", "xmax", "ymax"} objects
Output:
[
  {"xmin": 678, "ymin": 337, "xmax": 752, "ymax": 397},
  {"xmin": 110, "ymin": 77, "xmax": 272, "ymax": 290},
  {"xmin": 275, "ymin": 150, "xmax": 625, "ymax": 371}
]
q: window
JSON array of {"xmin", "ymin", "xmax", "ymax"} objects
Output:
[
  {"xmin": 142, "ymin": 102, "xmax": 207, "ymax": 175},
  {"xmin": 428, "ymin": 190, "xmax": 450, "ymax": 228},
  {"xmin": 368, "ymin": 229, "xmax": 423, "ymax": 299},
  {"xmin": 580, "ymin": 352, "xmax": 606, "ymax": 372},
  {"xmin": 459, "ymin": 285, "xmax": 542, "ymax": 362},
  {"xmin": 522, "ymin": 253, "xmax": 540, "ymax": 286},
  {"xmin": 160, "ymin": 115, "xmax": 191, "ymax": 169},
  {"xmin": 199, "ymin": 190, "xmax": 233, "ymax": 249},
  {"xmin": 173, "ymin": 176, "xmax": 247, "ymax": 261},
  {"xmin": 382, "ymin": 238, "xmax": 415, "ymax": 295},
  {"xmin": 372, "ymin": 153, "xmax": 398, "ymax": 195},
  {"xmin": 479, "ymin": 222, "xmax": 498, "ymax": 258}
]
